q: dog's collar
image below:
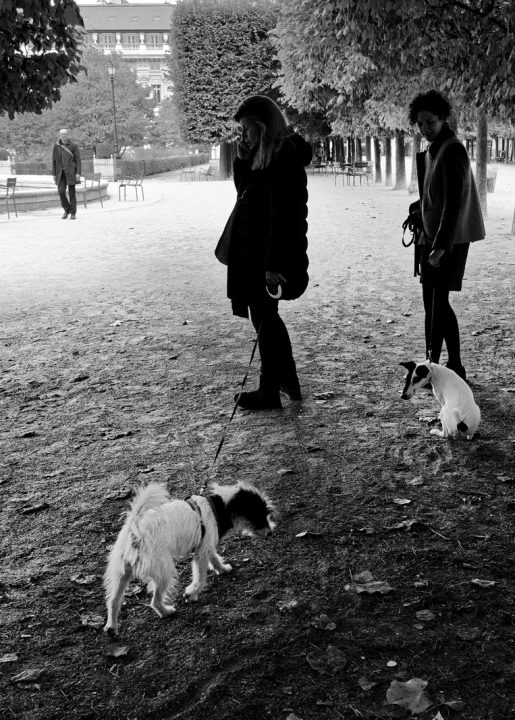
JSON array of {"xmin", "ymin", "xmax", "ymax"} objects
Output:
[
  {"xmin": 185, "ymin": 497, "xmax": 206, "ymax": 549},
  {"xmin": 206, "ymin": 494, "xmax": 232, "ymax": 539}
]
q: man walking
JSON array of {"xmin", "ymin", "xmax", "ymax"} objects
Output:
[{"xmin": 52, "ymin": 129, "xmax": 81, "ymax": 219}]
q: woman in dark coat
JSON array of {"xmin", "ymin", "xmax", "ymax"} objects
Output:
[
  {"xmin": 219, "ymin": 95, "xmax": 312, "ymax": 410},
  {"xmin": 407, "ymin": 90, "xmax": 485, "ymax": 380}
]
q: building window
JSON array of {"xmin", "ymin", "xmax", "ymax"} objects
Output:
[
  {"xmin": 100, "ymin": 33, "xmax": 116, "ymax": 48},
  {"xmin": 151, "ymin": 84, "xmax": 162, "ymax": 103},
  {"xmin": 146, "ymin": 33, "xmax": 163, "ymax": 48},
  {"xmin": 123, "ymin": 33, "xmax": 139, "ymax": 49}
]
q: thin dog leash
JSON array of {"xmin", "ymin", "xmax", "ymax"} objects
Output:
[{"xmin": 198, "ymin": 322, "xmax": 262, "ymax": 493}]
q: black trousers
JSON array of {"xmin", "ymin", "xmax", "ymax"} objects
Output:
[
  {"xmin": 248, "ymin": 293, "xmax": 297, "ymax": 394},
  {"xmin": 58, "ymin": 176, "xmax": 77, "ymax": 214},
  {"xmin": 422, "ymin": 283, "xmax": 461, "ymax": 366}
]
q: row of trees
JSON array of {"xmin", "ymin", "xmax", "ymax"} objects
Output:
[{"xmin": 1, "ymin": 0, "xmax": 514, "ymax": 211}]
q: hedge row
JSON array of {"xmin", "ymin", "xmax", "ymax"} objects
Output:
[
  {"xmin": 116, "ymin": 154, "xmax": 209, "ymax": 178},
  {"xmin": 10, "ymin": 154, "xmax": 209, "ymax": 177}
]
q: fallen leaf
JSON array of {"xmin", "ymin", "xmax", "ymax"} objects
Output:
[
  {"xmin": 443, "ymin": 699, "xmax": 465, "ymax": 711},
  {"xmin": 0, "ymin": 654, "xmax": 19, "ymax": 663},
  {"xmin": 21, "ymin": 502, "xmax": 49, "ymax": 515},
  {"xmin": 70, "ymin": 573, "xmax": 96, "ymax": 585},
  {"xmin": 278, "ymin": 468, "xmax": 295, "ymax": 476},
  {"xmin": 277, "ymin": 599, "xmax": 298, "ymax": 612},
  {"xmin": 311, "ymin": 614, "xmax": 336, "ymax": 631},
  {"xmin": 295, "ymin": 530, "xmax": 324, "ymax": 538},
  {"xmin": 416, "ymin": 610, "xmax": 436, "ymax": 622},
  {"xmin": 386, "ymin": 678, "xmax": 431, "ymax": 715},
  {"xmin": 11, "ymin": 668, "xmax": 45, "ymax": 683},
  {"xmin": 80, "ymin": 613, "xmax": 105, "ymax": 629},
  {"xmin": 385, "ymin": 519, "xmax": 419, "ymax": 532},
  {"xmin": 103, "ymin": 644, "xmax": 130, "ymax": 659},
  {"xmin": 346, "ymin": 575, "xmax": 394, "ymax": 595},
  {"xmin": 285, "ymin": 714, "xmax": 304, "ymax": 720},
  {"xmin": 406, "ymin": 477, "xmax": 424, "ymax": 486},
  {"xmin": 456, "ymin": 627, "xmax": 482, "ymax": 641},
  {"xmin": 387, "ymin": 660, "xmax": 398, "ymax": 668},
  {"xmin": 306, "ymin": 645, "xmax": 347, "ymax": 674},
  {"xmin": 431, "ymin": 713, "xmax": 445, "ymax": 720},
  {"xmin": 358, "ymin": 676, "xmax": 377, "ymax": 691},
  {"xmin": 471, "ymin": 578, "xmax": 496, "ymax": 588},
  {"xmin": 72, "ymin": 374, "xmax": 89, "ymax": 383},
  {"xmin": 393, "ymin": 498, "xmax": 411, "ymax": 506}
]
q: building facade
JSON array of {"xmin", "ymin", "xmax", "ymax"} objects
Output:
[{"xmin": 79, "ymin": 2, "xmax": 174, "ymax": 102}]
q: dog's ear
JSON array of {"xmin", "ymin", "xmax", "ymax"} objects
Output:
[
  {"xmin": 415, "ymin": 364, "xmax": 430, "ymax": 380},
  {"xmin": 400, "ymin": 361, "xmax": 416, "ymax": 373}
]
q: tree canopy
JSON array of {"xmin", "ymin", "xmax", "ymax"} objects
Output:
[
  {"xmin": 0, "ymin": 47, "xmax": 153, "ymax": 158},
  {"xmin": 273, "ymin": 0, "xmax": 515, "ymax": 131},
  {"xmin": 169, "ymin": 0, "xmax": 278, "ymax": 145},
  {"xmin": 0, "ymin": 0, "xmax": 85, "ymax": 119}
]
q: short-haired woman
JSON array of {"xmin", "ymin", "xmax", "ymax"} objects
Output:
[
  {"xmin": 218, "ymin": 95, "xmax": 312, "ymax": 410},
  {"xmin": 408, "ymin": 90, "xmax": 485, "ymax": 380}
]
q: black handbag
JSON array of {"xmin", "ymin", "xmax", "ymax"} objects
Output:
[{"xmin": 215, "ymin": 199, "xmax": 240, "ymax": 266}]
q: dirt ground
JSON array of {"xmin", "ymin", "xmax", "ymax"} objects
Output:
[{"xmin": 1, "ymin": 165, "xmax": 514, "ymax": 720}]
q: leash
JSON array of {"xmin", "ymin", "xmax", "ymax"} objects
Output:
[{"xmin": 199, "ymin": 322, "xmax": 262, "ymax": 493}]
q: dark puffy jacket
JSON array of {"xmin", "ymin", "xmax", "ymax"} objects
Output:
[{"xmin": 226, "ymin": 133, "xmax": 312, "ymax": 311}]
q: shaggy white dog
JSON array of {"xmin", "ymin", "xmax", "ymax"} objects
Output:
[{"xmin": 104, "ymin": 481, "xmax": 275, "ymax": 634}]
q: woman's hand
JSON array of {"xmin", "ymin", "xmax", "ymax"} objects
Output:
[
  {"xmin": 237, "ymin": 141, "xmax": 251, "ymax": 160},
  {"xmin": 266, "ymin": 271, "xmax": 287, "ymax": 287},
  {"xmin": 429, "ymin": 249, "xmax": 445, "ymax": 267}
]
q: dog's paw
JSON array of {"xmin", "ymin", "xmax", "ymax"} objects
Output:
[
  {"xmin": 222, "ymin": 563, "xmax": 233, "ymax": 574},
  {"xmin": 183, "ymin": 585, "xmax": 199, "ymax": 601},
  {"xmin": 153, "ymin": 603, "xmax": 177, "ymax": 617},
  {"xmin": 103, "ymin": 623, "xmax": 117, "ymax": 636}
]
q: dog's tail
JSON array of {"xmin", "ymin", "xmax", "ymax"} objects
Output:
[{"xmin": 127, "ymin": 482, "xmax": 170, "ymax": 521}]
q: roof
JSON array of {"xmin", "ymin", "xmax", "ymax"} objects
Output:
[{"xmin": 80, "ymin": 4, "xmax": 173, "ymax": 31}]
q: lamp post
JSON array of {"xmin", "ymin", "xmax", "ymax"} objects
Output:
[{"xmin": 107, "ymin": 61, "xmax": 119, "ymax": 157}]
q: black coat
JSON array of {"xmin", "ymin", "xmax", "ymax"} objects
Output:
[
  {"xmin": 226, "ymin": 133, "xmax": 312, "ymax": 314},
  {"xmin": 409, "ymin": 125, "xmax": 484, "ymax": 250}
]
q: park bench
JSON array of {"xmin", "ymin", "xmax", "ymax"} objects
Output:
[
  {"xmin": 0, "ymin": 177, "xmax": 17, "ymax": 218},
  {"xmin": 198, "ymin": 164, "xmax": 217, "ymax": 180},
  {"xmin": 180, "ymin": 166, "xmax": 198, "ymax": 181},
  {"xmin": 118, "ymin": 175, "xmax": 144, "ymax": 201},
  {"xmin": 81, "ymin": 172, "xmax": 103, "ymax": 208}
]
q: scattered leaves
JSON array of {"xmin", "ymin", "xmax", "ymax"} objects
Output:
[
  {"xmin": 386, "ymin": 678, "xmax": 431, "ymax": 715},
  {"xmin": 358, "ymin": 676, "xmax": 377, "ymax": 691},
  {"xmin": 416, "ymin": 610, "xmax": 436, "ymax": 622},
  {"xmin": 80, "ymin": 613, "xmax": 105, "ymax": 630},
  {"xmin": 311, "ymin": 614, "xmax": 336, "ymax": 631},
  {"xmin": 385, "ymin": 519, "xmax": 419, "ymax": 532},
  {"xmin": 346, "ymin": 571, "xmax": 393, "ymax": 595}
]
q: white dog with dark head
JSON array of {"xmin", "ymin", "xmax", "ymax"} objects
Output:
[
  {"xmin": 104, "ymin": 481, "xmax": 275, "ymax": 635},
  {"xmin": 400, "ymin": 360, "xmax": 480, "ymax": 440}
]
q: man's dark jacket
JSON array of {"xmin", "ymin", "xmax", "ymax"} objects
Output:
[
  {"xmin": 52, "ymin": 140, "xmax": 81, "ymax": 185},
  {"xmin": 225, "ymin": 133, "xmax": 312, "ymax": 313}
]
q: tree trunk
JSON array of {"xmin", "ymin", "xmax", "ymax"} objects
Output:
[
  {"xmin": 408, "ymin": 133, "xmax": 421, "ymax": 194},
  {"xmin": 365, "ymin": 136, "xmax": 372, "ymax": 161},
  {"xmin": 355, "ymin": 137, "xmax": 363, "ymax": 162},
  {"xmin": 393, "ymin": 131, "xmax": 406, "ymax": 190},
  {"xmin": 347, "ymin": 137, "xmax": 354, "ymax": 164},
  {"xmin": 373, "ymin": 137, "xmax": 382, "ymax": 183},
  {"xmin": 219, "ymin": 141, "xmax": 235, "ymax": 179},
  {"xmin": 476, "ymin": 108, "xmax": 488, "ymax": 217},
  {"xmin": 384, "ymin": 136, "xmax": 392, "ymax": 186}
]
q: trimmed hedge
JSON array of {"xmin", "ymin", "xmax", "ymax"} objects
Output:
[
  {"xmin": 13, "ymin": 159, "xmax": 95, "ymax": 175},
  {"xmin": 117, "ymin": 153, "xmax": 209, "ymax": 178}
]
